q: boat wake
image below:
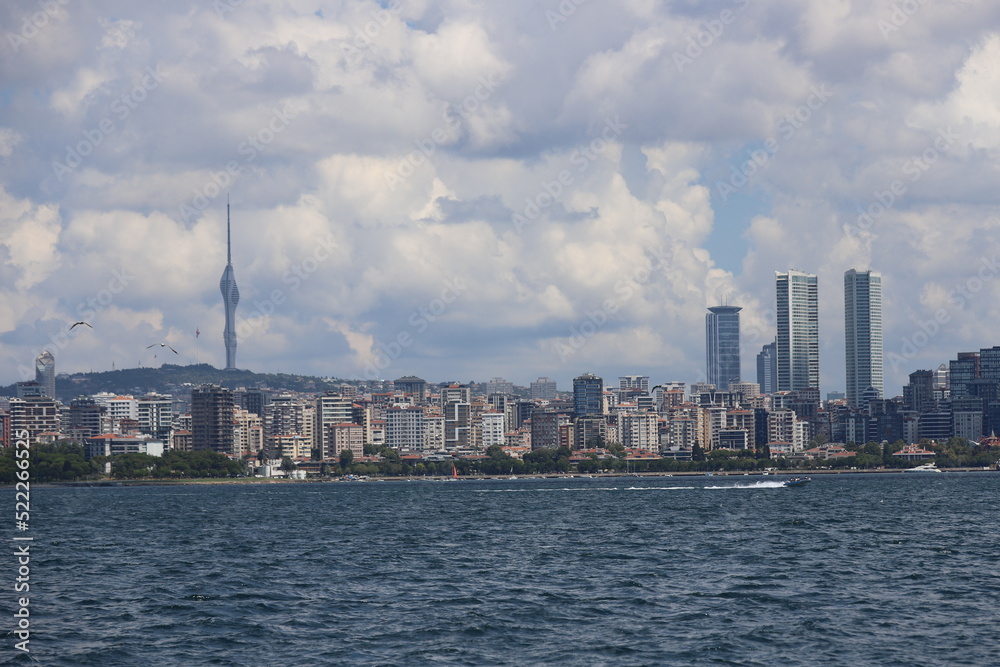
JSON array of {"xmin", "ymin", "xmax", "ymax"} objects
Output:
[{"xmin": 704, "ymin": 480, "xmax": 787, "ymax": 490}]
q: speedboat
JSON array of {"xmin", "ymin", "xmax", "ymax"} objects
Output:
[
  {"xmin": 783, "ymin": 476, "xmax": 812, "ymax": 487},
  {"xmin": 904, "ymin": 462, "xmax": 942, "ymax": 473}
]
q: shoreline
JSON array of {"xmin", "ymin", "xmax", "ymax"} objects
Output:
[{"xmin": 13, "ymin": 466, "xmax": 997, "ymax": 488}]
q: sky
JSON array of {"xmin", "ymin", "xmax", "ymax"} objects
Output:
[{"xmin": 1, "ymin": 0, "xmax": 1000, "ymax": 395}]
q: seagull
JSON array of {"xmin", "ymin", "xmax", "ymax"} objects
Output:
[
  {"xmin": 146, "ymin": 342, "xmax": 179, "ymax": 354},
  {"xmin": 70, "ymin": 321, "xmax": 93, "ymax": 330}
]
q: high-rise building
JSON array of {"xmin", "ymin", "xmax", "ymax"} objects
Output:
[
  {"xmin": 34, "ymin": 350, "xmax": 55, "ymax": 400},
  {"xmin": 530, "ymin": 411, "xmax": 572, "ymax": 449},
  {"xmin": 573, "ymin": 373, "xmax": 604, "ymax": 417},
  {"xmin": 756, "ymin": 341, "xmax": 777, "ymax": 394},
  {"xmin": 776, "ymin": 270, "xmax": 819, "ymax": 392},
  {"xmin": 220, "ymin": 199, "xmax": 240, "ymax": 371},
  {"xmin": 844, "ymin": 269, "xmax": 883, "ymax": 406},
  {"xmin": 530, "ymin": 377, "xmax": 558, "ymax": 400},
  {"xmin": 316, "ymin": 393, "xmax": 354, "ymax": 459},
  {"xmin": 485, "ymin": 377, "xmax": 514, "ymax": 396},
  {"xmin": 385, "ymin": 405, "xmax": 425, "ymax": 450},
  {"xmin": 9, "ymin": 396, "xmax": 60, "ymax": 445},
  {"xmin": 443, "ymin": 401, "xmax": 471, "ymax": 449},
  {"xmin": 619, "ymin": 375, "xmax": 650, "ymax": 393},
  {"xmin": 394, "ymin": 376, "xmax": 428, "ymax": 402},
  {"xmin": 479, "ymin": 411, "xmax": 506, "ymax": 449},
  {"xmin": 705, "ymin": 306, "xmax": 741, "ymax": 390},
  {"xmin": 240, "ymin": 389, "xmax": 271, "ymax": 418},
  {"xmin": 191, "ymin": 384, "xmax": 235, "ymax": 454},
  {"xmin": 137, "ymin": 393, "xmax": 173, "ymax": 441},
  {"xmin": 949, "ymin": 352, "xmax": 980, "ymax": 398},
  {"xmin": 67, "ymin": 396, "xmax": 107, "ymax": 440},
  {"xmin": 15, "ymin": 382, "xmax": 45, "ymax": 398}
]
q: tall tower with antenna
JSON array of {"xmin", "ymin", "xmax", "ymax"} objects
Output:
[{"xmin": 220, "ymin": 197, "xmax": 240, "ymax": 370}]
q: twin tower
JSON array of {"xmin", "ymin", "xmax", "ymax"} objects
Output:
[{"xmin": 706, "ymin": 269, "xmax": 883, "ymax": 407}]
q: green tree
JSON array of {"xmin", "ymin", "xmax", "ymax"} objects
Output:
[
  {"xmin": 379, "ymin": 447, "xmax": 401, "ymax": 464},
  {"xmin": 339, "ymin": 448, "xmax": 354, "ymax": 470},
  {"xmin": 810, "ymin": 432, "xmax": 829, "ymax": 447},
  {"xmin": 691, "ymin": 441, "xmax": 706, "ymax": 462}
]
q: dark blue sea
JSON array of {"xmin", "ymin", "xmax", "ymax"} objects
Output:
[{"xmin": 4, "ymin": 472, "xmax": 1000, "ymax": 665}]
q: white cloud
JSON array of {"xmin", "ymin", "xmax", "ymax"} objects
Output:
[{"xmin": 2, "ymin": 0, "xmax": 1000, "ymax": 394}]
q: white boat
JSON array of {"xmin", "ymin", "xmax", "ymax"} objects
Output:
[{"xmin": 904, "ymin": 462, "xmax": 942, "ymax": 473}]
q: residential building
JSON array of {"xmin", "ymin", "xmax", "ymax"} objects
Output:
[
  {"xmin": 191, "ymin": 384, "xmax": 235, "ymax": 454},
  {"xmin": 776, "ymin": 270, "xmax": 819, "ymax": 392},
  {"xmin": 530, "ymin": 377, "xmax": 558, "ymax": 400},
  {"xmin": 530, "ymin": 411, "xmax": 572, "ymax": 449},
  {"xmin": 479, "ymin": 411, "xmax": 506, "ymax": 449},
  {"xmin": 66, "ymin": 396, "xmax": 108, "ymax": 441},
  {"xmin": 394, "ymin": 376, "xmax": 428, "ymax": 402},
  {"xmin": 385, "ymin": 405, "xmax": 425, "ymax": 450},
  {"xmin": 316, "ymin": 393, "xmax": 354, "ymax": 459},
  {"xmin": 8, "ymin": 397, "xmax": 60, "ymax": 445},
  {"xmin": 619, "ymin": 375, "xmax": 650, "ymax": 393},
  {"xmin": 904, "ymin": 370, "xmax": 935, "ymax": 413},
  {"xmin": 137, "ymin": 393, "xmax": 173, "ymax": 441},
  {"xmin": 330, "ymin": 422, "xmax": 365, "ymax": 459},
  {"xmin": 844, "ymin": 269, "xmax": 883, "ymax": 406},
  {"xmin": 485, "ymin": 377, "xmax": 514, "ymax": 396},
  {"xmin": 619, "ymin": 412, "xmax": 659, "ymax": 450},
  {"xmin": 233, "ymin": 407, "xmax": 264, "ymax": 457}
]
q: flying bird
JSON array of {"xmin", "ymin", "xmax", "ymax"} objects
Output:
[
  {"xmin": 146, "ymin": 342, "xmax": 179, "ymax": 354},
  {"xmin": 70, "ymin": 321, "xmax": 92, "ymax": 330}
]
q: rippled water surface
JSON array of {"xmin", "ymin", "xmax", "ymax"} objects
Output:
[{"xmin": 5, "ymin": 473, "xmax": 1000, "ymax": 665}]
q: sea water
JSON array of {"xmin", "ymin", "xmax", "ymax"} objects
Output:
[{"xmin": 5, "ymin": 473, "xmax": 999, "ymax": 665}]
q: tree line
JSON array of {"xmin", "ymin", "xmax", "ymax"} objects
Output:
[
  {"xmin": 0, "ymin": 444, "xmax": 244, "ymax": 483},
  {"xmin": 3, "ymin": 437, "xmax": 997, "ymax": 484}
]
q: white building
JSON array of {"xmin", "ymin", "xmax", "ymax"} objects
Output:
[
  {"xmin": 94, "ymin": 393, "xmax": 138, "ymax": 432},
  {"xmin": 385, "ymin": 405, "xmax": 424, "ymax": 450},
  {"xmin": 137, "ymin": 393, "xmax": 173, "ymax": 441},
  {"xmin": 620, "ymin": 412, "xmax": 659, "ymax": 450},
  {"xmin": 479, "ymin": 411, "xmax": 506, "ymax": 449},
  {"xmin": 315, "ymin": 393, "xmax": 354, "ymax": 459}
]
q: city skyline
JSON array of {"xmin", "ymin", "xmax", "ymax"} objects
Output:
[{"xmin": 2, "ymin": 2, "xmax": 1000, "ymax": 397}]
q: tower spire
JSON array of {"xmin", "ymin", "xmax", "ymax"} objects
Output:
[{"xmin": 220, "ymin": 197, "xmax": 240, "ymax": 371}]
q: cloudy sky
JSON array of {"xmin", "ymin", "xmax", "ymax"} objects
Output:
[{"xmin": 2, "ymin": 0, "xmax": 1000, "ymax": 394}]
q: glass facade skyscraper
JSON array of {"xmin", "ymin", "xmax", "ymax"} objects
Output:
[
  {"xmin": 844, "ymin": 269, "xmax": 883, "ymax": 406},
  {"xmin": 573, "ymin": 373, "xmax": 604, "ymax": 417},
  {"xmin": 34, "ymin": 349, "xmax": 55, "ymax": 400},
  {"xmin": 756, "ymin": 341, "xmax": 777, "ymax": 395},
  {"xmin": 776, "ymin": 270, "xmax": 819, "ymax": 392},
  {"xmin": 706, "ymin": 306, "xmax": 741, "ymax": 390}
]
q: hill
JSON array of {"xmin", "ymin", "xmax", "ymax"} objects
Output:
[{"xmin": 1, "ymin": 364, "xmax": 350, "ymax": 400}]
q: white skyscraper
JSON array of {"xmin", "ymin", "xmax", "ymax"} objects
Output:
[
  {"xmin": 776, "ymin": 270, "xmax": 819, "ymax": 392},
  {"xmin": 844, "ymin": 269, "xmax": 883, "ymax": 407}
]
